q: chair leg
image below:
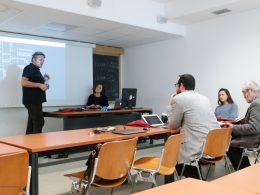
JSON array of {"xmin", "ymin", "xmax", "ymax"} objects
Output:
[
  {"xmin": 110, "ymin": 187, "xmax": 114, "ymax": 195},
  {"xmin": 174, "ymin": 171, "xmax": 179, "ymax": 181},
  {"xmin": 128, "ymin": 171, "xmax": 133, "ymax": 185},
  {"xmin": 131, "ymin": 173, "xmax": 139, "ymax": 193},
  {"xmin": 224, "ymin": 155, "xmax": 232, "ymax": 173},
  {"xmin": 194, "ymin": 162, "xmax": 202, "ymax": 180},
  {"xmin": 180, "ymin": 163, "xmax": 187, "ymax": 179},
  {"xmin": 151, "ymin": 173, "xmax": 157, "ymax": 187},
  {"xmin": 255, "ymin": 152, "xmax": 259, "ymax": 164},
  {"xmin": 237, "ymin": 151, "xmax": 246, "ymax": 170},
  {"xmin": 204, "ymin": 164, "xmax": 212, "ymax": 180}
]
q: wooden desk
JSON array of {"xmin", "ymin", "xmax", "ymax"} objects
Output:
[
  {"xmin": 44, "ymin": 108, "xmax": 152, "ymax": 130},
  {"xmin": 0, "ymin": 143, "xmax": 28, "ymax": 195},
  {"xmin": 0, "ymin": 143, "xmax": 27, "ymax": 155},
  {"xmin": 0, "ymin": 125, "xmax": 177, "ymax": 195},
  {"xmin": 132, "ymin": 178, "xmax": 253, "ymax": 195},
  {"xmin": 212, "ymin": 163, "xmax": 260, "ymax": 194}
]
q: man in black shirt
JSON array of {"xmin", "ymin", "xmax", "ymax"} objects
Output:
[{"xmin": 21, "ymin": 52, "xmax": 49, "ymax": 134}]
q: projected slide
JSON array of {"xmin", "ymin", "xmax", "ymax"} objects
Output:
[{"xmin": 0, "ymin": 36, "xmax": 66, "ymax": 107}]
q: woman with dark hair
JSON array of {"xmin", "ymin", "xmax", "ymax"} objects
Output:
[
  {"xmin": 215, "ymin": 88, "xmax": 238, "ymax": 120},
  {"xmin": 86, "ymin": 83, "xmax": 109, "ymax": 109}
]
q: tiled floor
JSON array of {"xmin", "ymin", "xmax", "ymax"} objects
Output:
[{"xmin": 38, "ymin": 141, "xmax": 246, "ymax": 195}]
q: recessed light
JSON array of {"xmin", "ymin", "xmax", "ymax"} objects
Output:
[{"xmin": 41, "ymin": 22, "xmax": 78, "ymax": 32}]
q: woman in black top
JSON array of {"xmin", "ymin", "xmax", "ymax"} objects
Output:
[{"xmin": 86, "ymin": 83, "xmax": 109, "ymax": 109}]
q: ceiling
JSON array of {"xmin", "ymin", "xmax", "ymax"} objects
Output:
[
  {"xmin": 153, "ymin": 0, "xmax": 260, "ymax": 24},
  {"xmin": 0, "ymin": 0, "xmax": 260, "ymax": 48}
]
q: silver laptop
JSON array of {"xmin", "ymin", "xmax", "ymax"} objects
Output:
[{"xmin": 142, "ymin": 114, "xmax": 167, "ymax": 128}]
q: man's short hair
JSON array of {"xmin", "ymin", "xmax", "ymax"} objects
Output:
[
  {"xmin": 177, "ymin": 74, "xmax": 195, "ymax": 90},
  {"xmin": 31, "ymin": 51, "xmax": 45, "ymax": 62}
]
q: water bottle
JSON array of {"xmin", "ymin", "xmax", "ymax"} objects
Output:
[
  {"xmin": 44, "ymin": 73, "xmax": 50, "ymax": 89},
  {"xmin": 45, "ymin": 80, "xmax": 49, "ymax": 89}
]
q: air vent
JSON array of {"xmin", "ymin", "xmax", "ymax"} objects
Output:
[
  {"xmin": 212, "ymin": 8, "xmax": 231, "ymax": 15},
  {"xmin": 87, "ymin": 0, "xmax": 102, "ymax": 8}
]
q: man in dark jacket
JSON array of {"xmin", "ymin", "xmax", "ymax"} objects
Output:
[{"xmin": 226, "ymin": 80, "xmax": 260, "ymax": 170}]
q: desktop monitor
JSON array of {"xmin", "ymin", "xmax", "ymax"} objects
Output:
[{"xmin": 121, "ymin": 88, "xmax": 137, "ymax": 109}]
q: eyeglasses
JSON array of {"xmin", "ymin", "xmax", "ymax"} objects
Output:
[{"xmin": 242, "ymin": 88, "xmax": 251, "ymax": 94}]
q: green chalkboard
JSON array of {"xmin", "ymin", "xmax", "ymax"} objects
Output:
[{"xmin": 93, "ymin": 54, "xmax": 119, "ymax": 100}]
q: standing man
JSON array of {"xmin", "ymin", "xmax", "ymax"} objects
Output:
[
  {"xmin": 167, "ymin": 74, "xmax": 219, "ymax": 181},
  {"xmin": 21, "ymin": 52, "xmax": 49, "ymax": 134}
]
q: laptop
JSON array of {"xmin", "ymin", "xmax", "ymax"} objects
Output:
[
  {"xmin": 114, "ymin": 99, "xmax": 122, "ymax": 109},
  {"xmin": 112, "ymin": 129, "xmax": 147, "ymax": 135},
  {"xmin": 142, "ymin": 114, "xmax": 167, "ymax": 128}
]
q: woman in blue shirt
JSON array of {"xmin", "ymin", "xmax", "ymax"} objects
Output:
[{"xmin": 215, "ymin": 88, "xmax": 238, "ymax": 120}]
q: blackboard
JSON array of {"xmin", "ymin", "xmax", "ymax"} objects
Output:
[{"xmin": 93, "ymin": 54, "xmax": 119, "ymax": 100}]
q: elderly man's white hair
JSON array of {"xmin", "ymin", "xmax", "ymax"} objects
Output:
[
  {"xmin": 243, "ymin": 80, "xmax": 260, "ymax": 91},
  {"xmin": 243, "ymin": 80, "xmax": 260, "ymax": 98}
]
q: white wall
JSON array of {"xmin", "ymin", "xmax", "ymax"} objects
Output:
[{"xmin": 123, "ymin": 8, "xmax": 260, "ymax": 116}]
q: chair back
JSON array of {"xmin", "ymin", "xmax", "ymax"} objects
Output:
[
  {"xmin": 95, "ymin": 137, "xmax": 138, "ymax": 180},
  {"xmin": 0, "ymin": 151, "xmax": 29, "ymax": 194},
  {"xmin": 203, "ymin": 128, "xmax": 232, "ymax": 158},
  {"xmin": 161, "ymin": 134, "xmax": 184, "ymax": 170}
]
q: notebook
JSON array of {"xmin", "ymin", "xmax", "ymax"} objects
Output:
[
  {"xmin": 142, "ymin": 114, "xmax": 167, "ymax": 128},
  {"xmin": 112, "ymin": 129, "xmax": 147, "ymax": 135}
]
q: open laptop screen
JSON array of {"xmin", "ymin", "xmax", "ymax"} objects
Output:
[{"xmin": 142, "ymin": 114, "xmax": 164, "ymax": 127}]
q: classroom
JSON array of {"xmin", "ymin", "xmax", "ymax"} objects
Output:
[{"xmin": 0, "ymin": 0, "xmax": 260, "ymax": 195}]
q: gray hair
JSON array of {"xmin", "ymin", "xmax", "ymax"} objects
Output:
[{"xmin": 243, "ymin": 80, "xmax": 260, "ymax": 97}]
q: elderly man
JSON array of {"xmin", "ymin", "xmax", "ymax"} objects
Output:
[{"xmin": 226, "ymin": 80, "xmax": 260, "ymax": 170}]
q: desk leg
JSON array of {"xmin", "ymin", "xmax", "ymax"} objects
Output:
[{"xmin": 30, "ymin": 153, "xmax": 39, "ymax": 195}]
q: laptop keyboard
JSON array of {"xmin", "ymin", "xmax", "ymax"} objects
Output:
[{"xmin": 112, "ymin": 129, "xmax": 147, "ymax": 135}]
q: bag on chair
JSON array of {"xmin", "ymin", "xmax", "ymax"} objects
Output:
[{"xmin": 81, "ymin": 144, "xmax": 101, "ymax": 194}]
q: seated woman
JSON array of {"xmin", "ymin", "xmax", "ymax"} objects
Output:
[
  {"xmin": 215, "ymin": 88, "xmax": 238, "ymax": 120},
  {"xmin": 86, "ymin": 83, "xmax": 109, "ymax": 109}
]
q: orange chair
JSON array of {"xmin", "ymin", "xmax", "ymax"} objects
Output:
[
  {"xmin": 0, "ymin": 151, "xmax": 30, "ymax": 195},
  {"xmin": 131, "ymin": 134, "xmax": 184, "ymax": 191},
  {"xmin": 65, "ymin": 137, "xmax": 138, "ymax": 195},
  {"xmin": 180, "ymin": 128, "xmax": 232, "ymax": 180}
]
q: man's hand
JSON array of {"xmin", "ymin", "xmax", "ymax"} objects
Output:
[
  {"xmin": 39, "ymin": 83, "xmax": 48, "ymax": 91},
  {"xmin": 168, "ymin": 92, "xmax": 177, "ymax": 105},
  {"xmin": 170, "ymin": 92, "xmax": 177, "ymax": 99},
  {"xmin": 224, "ymin": 121, "xmax": 234, "ymax": 128}
]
